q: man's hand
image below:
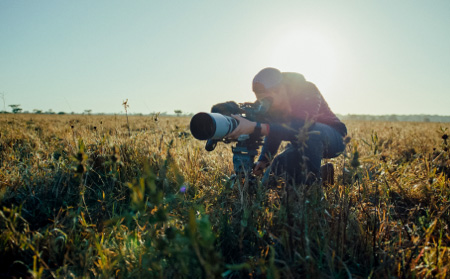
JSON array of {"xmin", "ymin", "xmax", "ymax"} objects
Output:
[
  {"xmin": 253, "ymin": 160, "xmax": 269, "ymax": 176},
  {"xmin": 226, "ymin": 115, "xmax": 256, "ymax": 139}
]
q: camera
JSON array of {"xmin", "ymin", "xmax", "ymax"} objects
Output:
[
  {"xmin": 189, "ymin": 99, "xmax": 272, "ymax": 177},
  {"xmin": 189, "ymin": 112, "xmax": 238, "ymax": 140},
  {"xmin": 189, "ymin": 99, "xmax": 272, "ymax": 142}
]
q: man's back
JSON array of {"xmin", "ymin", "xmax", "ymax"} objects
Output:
[{"xmin": 282, "ymin": 72, "xmax": 347, "ymax": 136}]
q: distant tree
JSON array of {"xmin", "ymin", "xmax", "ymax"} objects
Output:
[
  {"xmin": 174, "ymin": 109, "xmax": 182, "ymax": 116},
  {"xmin": 46, "ymin": 109, "xmax": 55, "ymax": 114},
  {"xmin": 84, "ymin": 109, "xmax": 92, "ymax": 115},
  {"xmin": 388, "ymin": 115, "xmax": 398, "ymax": 122},
  {"xmin": 0, "ymin": 92, "xmax": 6, "ymax": 111},
  {"xmin": 9, "ymin": 104, "xmax": 22, "ymax": 114},
  {"xmin": 33, "ymin": 109, "xmax": 43, "ymax": 114},
  {"xmin": 58, "ymin": 111, "xmax": 66, "ymax": 115}
]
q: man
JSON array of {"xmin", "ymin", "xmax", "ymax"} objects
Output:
[{"xmin": 228, "ymin": 67, "xmax": 347, "ymax": 184}]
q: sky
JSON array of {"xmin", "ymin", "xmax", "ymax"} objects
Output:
[{"xmin": 1, "ymin": 1, "xmax": 449, "ymax": 116}]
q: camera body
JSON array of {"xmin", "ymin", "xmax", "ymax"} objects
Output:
[{"xmin": 189, "ymin": 100, "xmax": 271, "ymax": 176}]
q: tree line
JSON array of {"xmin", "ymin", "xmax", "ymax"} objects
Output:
[
  {"xmin": 2, "ymin": 105, "xmax": 449, "ymax": 122},
  {"xmin": 338, "ymin": 114, "xmax": 450, "ymax": 123}
]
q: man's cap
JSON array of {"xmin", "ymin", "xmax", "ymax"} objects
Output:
[{"xmin": 252, "ymin": 67, "xmax": 282, "ymax": 93}]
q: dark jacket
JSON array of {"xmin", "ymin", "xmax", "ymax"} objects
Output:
[{"xmin": 258, "ymin": 72, "xmax": 347, "ymax": 162}]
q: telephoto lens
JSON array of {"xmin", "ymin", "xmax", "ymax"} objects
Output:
[{"xmin": 190, "ymin": 112, "xmax": 238, "ymax": 140}]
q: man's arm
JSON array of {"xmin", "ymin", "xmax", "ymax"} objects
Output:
[{"xmin": 226, "ymin": 115, "xmax": 269, "ymax": 139}]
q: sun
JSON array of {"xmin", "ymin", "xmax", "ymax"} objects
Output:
[{"xmin": 270, "ymin": 28, "xmax": 338, "ymax": 90}]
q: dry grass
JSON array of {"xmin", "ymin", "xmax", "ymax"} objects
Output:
[{"xmin": 0, "ymin": 114, "xmax": 449, "ymax": 278}]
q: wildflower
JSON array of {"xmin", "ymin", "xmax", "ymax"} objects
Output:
[
  {"xmin": 179, "ymin": 185, "xmax": 187, "ymax": 193},
  {"xmin": 122, "ymin": 99, "xmax": 129, "ymax": 109},
  {"xmin": 442, "ymin": 134, "xmax": 448, "ymax": 140}
]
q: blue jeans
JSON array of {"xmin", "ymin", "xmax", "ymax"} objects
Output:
[{"xmin": 268, "ymin": 122, "xmax": 345, "ymax": 184}]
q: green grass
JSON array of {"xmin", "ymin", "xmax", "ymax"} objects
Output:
[{"xmin": 0, "ymin": 114, "xmax": 449, "ymax": 278}]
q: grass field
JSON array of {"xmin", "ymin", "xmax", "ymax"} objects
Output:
[{"xmin": 0, "ymin": 113, "xmax": 449, "ymax": 278}]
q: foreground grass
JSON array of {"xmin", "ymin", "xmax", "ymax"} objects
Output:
[{"xmin": 0, "ymin": 113, "xmax": 449, "ymax": 278}]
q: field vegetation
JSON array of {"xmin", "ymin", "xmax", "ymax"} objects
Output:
[{"xmin": 0, "ymin": 113, "xmax": 449, "ymax": 278}]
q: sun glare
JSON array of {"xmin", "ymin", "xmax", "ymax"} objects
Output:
[{"xmin": 270, "ymin": 28, "xmax": 338, "ymax": 90}]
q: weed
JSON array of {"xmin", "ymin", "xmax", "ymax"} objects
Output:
[{"xmin": 0, "ymin": 115, "xmax": 449, "ymax": 278}]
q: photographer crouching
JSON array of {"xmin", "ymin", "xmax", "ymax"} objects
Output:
[{"xmin": 227, "ymin": 67, "xmax": 347, "ymax": 185}]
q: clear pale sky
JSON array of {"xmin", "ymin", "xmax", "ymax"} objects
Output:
[{"xmin": 1, "ymin": 1, "xmax": 449, "ymax": 115}]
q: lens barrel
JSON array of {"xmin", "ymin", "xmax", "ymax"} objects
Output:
[{"xmin": 190, "ymin": 112, "xmax": 238, "ymax": 140}]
